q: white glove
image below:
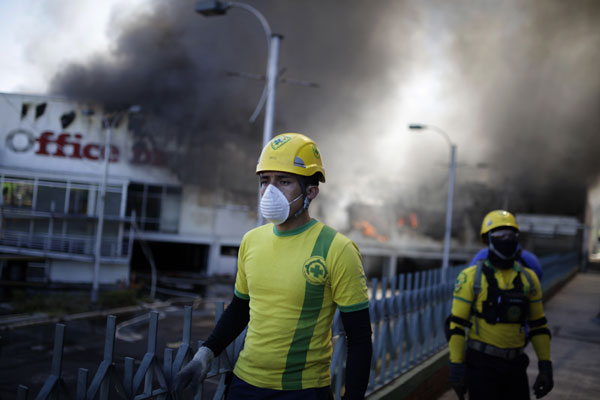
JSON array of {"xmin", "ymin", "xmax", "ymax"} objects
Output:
[{"xmin": 175, "ymin": 346, "xmax": 215, "ymax": 395}]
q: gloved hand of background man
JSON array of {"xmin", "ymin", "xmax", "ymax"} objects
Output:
[
  {"xmin": 533, "ymin": 360, "xmax": 553, "ymax": 398},
  {"xmin": 174, "ymin": 346, "xmax": 215, "ymax": 395},
  {"xmin": 448, "ymin": 362, "xmax": 467, "ymax": 400}
]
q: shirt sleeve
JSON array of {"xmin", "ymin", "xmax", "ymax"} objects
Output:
[
  {"xmin": 234, "ymin": 235, "xmax": 249, "ymax": 300},
  {"xmin": 449, "ymin": 269, "xmax": 475, "ymax": 363},
  {"xmin": 526, "ymin": 268, "xmax": 551, "ymax": 361},
  {"xmin": 330, "ymin": 240, "xmax": 369, "ymax": 312}
]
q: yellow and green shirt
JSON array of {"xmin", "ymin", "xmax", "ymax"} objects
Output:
[
  {"xmin": 233, "ymin": 218, "xmax": 369, "ymax": 390},
  {"xmin": 449, "ymin": 261, "xmax": 551, "ymax": 363}
]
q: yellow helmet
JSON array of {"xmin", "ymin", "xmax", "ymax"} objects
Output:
[
  {"xmin": 256, "ymin": 133, "xmax": 326, "ymax": 182},
  {"xmin": 480, "ymin": 210, "xmax": 520, "ymax": 236}
]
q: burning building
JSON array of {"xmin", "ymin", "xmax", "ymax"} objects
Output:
[
  {"xmin": 3, "ymin": 0, "xmax": 600, "ymax": 288},
  {"xmin": 0, "ymin": 92, "xmax": 257, "ymax": 287},
  {"xmin": 0, "ymin": 91, "xmax": 486, "ymax": 289}
]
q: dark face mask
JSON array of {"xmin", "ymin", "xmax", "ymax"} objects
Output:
[{"xmin": 488, "ymin": 230, "xmax": 520, "ymax": 262}]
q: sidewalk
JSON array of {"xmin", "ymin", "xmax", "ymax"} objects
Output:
[{"xmin": 438, "ymin": 271, "xmax": 600, "ymax": 399}]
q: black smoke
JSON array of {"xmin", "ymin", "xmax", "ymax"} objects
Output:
[
  {"xmin": 50, "ymin": 0, "xmax": 263, "ymax": 201},
  {"xmin": 445, "ymin": 0, "xmax": 600, "ymax": 219},
  {"xmin": 49, "ymin": 0, "xmax": 600, "ymax": 230},
  {"xmin": 50, "ymin": 0, "xmax": 412, "ymax": 207}
]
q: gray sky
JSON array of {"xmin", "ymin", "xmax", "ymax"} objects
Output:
[{"xmin": 0, "ymin": 0, "xmax": 144, "ymax": 93}]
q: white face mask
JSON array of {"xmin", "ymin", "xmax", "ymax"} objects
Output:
[{"xmin": 260, "ymin": 184, "xmax": 303, "ymax": 225}]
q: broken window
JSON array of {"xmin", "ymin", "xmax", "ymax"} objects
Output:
[
  {"xmin": 2, "ymin": 177, "xmax": 34, "ymax": 208},
  {"xmin": 36, "ymin": 180, "xmax": 67, "ymax": 212},
  {"xmin": 126, "ymin": 182, "xmax": 181, "ymax": 232}
]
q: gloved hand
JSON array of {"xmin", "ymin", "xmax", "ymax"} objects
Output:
[
  {"xmin": 533, "ymin": 360, "xmax": 553, "ymax": 398},
  {"xmin": 174, "ymin": 346, "xmax": 215, "ymax": 395},
  {"xmin": 448, "ymin": 362, "xmax": 467, "ymax": 400}
]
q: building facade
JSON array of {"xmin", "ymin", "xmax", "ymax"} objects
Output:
[
  {"xmin": 0, "ymin": 93, "xmax": 256, "ymax": 287},
  {"xmin": 2, "ymin": 93, "xmax": 504, "ymax": 291}
]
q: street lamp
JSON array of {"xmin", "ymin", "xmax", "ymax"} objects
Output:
[
  {"xmin": 196, "ymin": 0, "xmax": 281, "ymax": 150},
  {"xmin": 196, "ymin": 0, "xmax": 282, "ymax": 227},
  {"xmin": 91, "ymin": 105, "xmax": 141, "ymax": 304},
  {"xmin": 409, "ymin": 123, "xmax": 457, "ymax": 282}
]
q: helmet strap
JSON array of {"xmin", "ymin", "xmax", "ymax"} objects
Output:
[{"xmin": 292, "ymin": 176, "xmax": 310, "ymax": 218}]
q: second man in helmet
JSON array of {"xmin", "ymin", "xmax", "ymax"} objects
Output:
[{"xmin": 447, "ymin": 210, "xmax": 553, "ymax": 400}]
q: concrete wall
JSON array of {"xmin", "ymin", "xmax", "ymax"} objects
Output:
[
  {"xmin": 367, "ymin": 350, "xmax": 450, "ymax": 400},
  {"xmin": 178, "ymin": 185, "xmax": 256, "ymax": 239}
]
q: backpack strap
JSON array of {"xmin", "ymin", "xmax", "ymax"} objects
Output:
[
  {"xmin": 514, "ymin": 262, "xmax": 533, "ymax": 296},
  {"xmin": 473, "ymin": 260, "xmax": 484, "ymax": 297},
  {"xmin": 517, "ymin": 263, "xmax": 536, "ymax": 326},
  {"xmin": 471, "ymin": 260, "xmax": 485, "ymax": 335}
]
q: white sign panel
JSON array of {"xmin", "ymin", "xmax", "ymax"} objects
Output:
[
  {"xmin": 0, "ymin": 93, "xmax": 178, "ymax": 184},
  {"xmin": 516, "ymin": 214, "xmax": 580, "ymax": 236}
]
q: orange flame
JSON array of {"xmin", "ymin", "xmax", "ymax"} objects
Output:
[
  {"xmin": 398, "ymin": 213, "xmax": 419, "ymax": 230},
  {"xmin": 410, "ymin": 212, "xmax": 418, "ymax": 229},
  {"xmin": 354, "ymin": 220, "xmax": 388, "ymax": 242}
]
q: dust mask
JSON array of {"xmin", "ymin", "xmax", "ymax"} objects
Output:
[{"xmin": 260, "ymin": 184, "xmax": 303, "ymax": 225}]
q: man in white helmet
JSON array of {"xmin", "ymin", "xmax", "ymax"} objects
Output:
[{"xmin": 176, "ymin": 133, "xmax": 372, "ymax": 399}]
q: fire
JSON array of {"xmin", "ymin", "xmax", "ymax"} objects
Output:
[
  {"xmin": 397, "ymin": 212, "xmax": 418, "ymax": 229},
  {"xmin": 354, "ymin": 220, "xmax": 388, "ymax": 242},
  {"xmin": 410, "ymin": 212, "xmax": 418, "ymax": 229}
]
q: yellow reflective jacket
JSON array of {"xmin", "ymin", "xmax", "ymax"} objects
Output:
[{"xmin": 448, "ymin": 261, "xmax": 551, "ymax": 363}]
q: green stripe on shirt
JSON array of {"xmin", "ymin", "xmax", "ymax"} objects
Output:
[{"xmin": 281, "ymin": 225, "xmax": 336, "ymax": 390}]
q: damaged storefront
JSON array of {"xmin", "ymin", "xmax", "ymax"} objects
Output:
[{"xmin": 0, "ymin": 93, "xmax": 255, "ymax": 290}]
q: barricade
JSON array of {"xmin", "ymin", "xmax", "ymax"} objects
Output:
[
  {"xmin": 15, "ymin": 252, "xmax": 579, "ymax": 399},
  {"xmin": 538, "ymin": 252, "xmax": 579, "ymax": 292}
]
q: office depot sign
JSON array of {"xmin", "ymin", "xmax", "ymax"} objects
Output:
[
  {"xmin": 7, "ymin": 129, "xmax": 120, "ymax": 161},
  {"xmin": 5, "ymin": 128, "xmax": 166, "ymax": 166},
  {"xmin": 0, "ymin": 93, "xmax": 178, "ymax": 185}
]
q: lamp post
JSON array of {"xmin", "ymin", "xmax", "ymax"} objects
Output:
[
  {"xmin": 196, "ymin": 1, "xmax": 282, "ymax": 226},
  {"xmin": 409, "ymin": 123, "xmax": 456, "ymax": 282},
  {"xmin": 91, "ymin": 105, "xmax": 141, "ymax": 304},
  {"xmin": 196, "ymin": 0, "xmax": 281, "ymax": 150}
]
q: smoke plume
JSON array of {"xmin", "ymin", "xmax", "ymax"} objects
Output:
[{"xmin": 48, "ymin": 0, "xmax": 600, "ymax": 234}]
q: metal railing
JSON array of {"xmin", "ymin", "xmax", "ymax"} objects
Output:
[
  {"xmin": 0, "ymin": 205, "xmax": 135, "ymax": 261},
  {"xmin": 15, "ymin": 253, "xmax": 579, "ymax": 399},
  {"xmin": 358, "ymin": 266, "xmax": 463, "ymax": 395},
  {"xmin": 0, "ymin": 230, "xmax": 128, "ymax": 258},
  {"xmin": 538, "ymin": 252, "xmax": 579, "ymax": 292}
]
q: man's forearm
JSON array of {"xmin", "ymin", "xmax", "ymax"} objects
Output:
[
  {"xmin": 340, "ymin": 308, "xmax": 373, "ymax": 399},
  {"xmin": 203, "ymin": 294, "xmax": 250, "ymax": 356}
]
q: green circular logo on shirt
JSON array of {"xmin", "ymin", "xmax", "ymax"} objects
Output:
[{"xmin": 303, "ymin": 256, "xmax": 328, "ymax": 285}]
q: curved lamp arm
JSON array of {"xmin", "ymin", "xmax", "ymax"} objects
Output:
[{"xmin": 408, "ymin": 123, "xmax": 454, "ymax": 148}]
